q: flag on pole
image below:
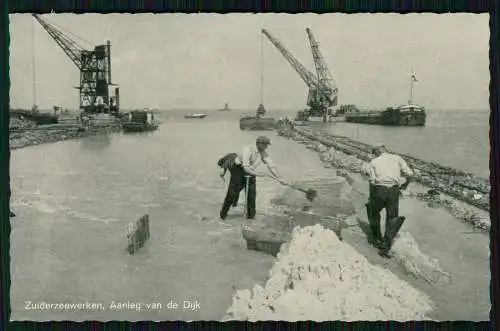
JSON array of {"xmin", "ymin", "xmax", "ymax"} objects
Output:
[{"xmin": 411, "ymin": 74, "xmax": 418, "ymax": 82}]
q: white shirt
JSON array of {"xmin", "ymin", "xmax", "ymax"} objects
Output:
[
  {"xmin": 235, "ymin": 144, "xmax": 275, "ymax": 171},
  {"xmin": 368, "ymin": 152, "xmax": 413, "ymax": 187}
]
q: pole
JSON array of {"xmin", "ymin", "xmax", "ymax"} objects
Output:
[
  {"xmin": 32, "ymin": 17, "xmax": 37, "ymax": 108},
  {"xmin": 260, "ymin": 32, "xmax": 264, "ymax": 105},
  {"xmin": 408, "ymin": 69, "xmax": 414, "ymax": 104},
  {"xmin": 244, "ymin": 175, "xmax": 251, "ymax": 219}
]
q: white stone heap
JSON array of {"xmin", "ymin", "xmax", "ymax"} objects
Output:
[{"xmin": 224, "ymin": 224, "xmax": 433, "ymax": 321}]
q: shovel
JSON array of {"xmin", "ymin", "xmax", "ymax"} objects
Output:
[{"xmin": 268, "ymin": 175, "xmax": 318, "ymax": 202}]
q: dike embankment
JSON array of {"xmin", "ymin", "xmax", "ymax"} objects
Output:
[
  {"xmin": 276, "ymin": 124, "xmax": 490, "ymax": 231},
  {"xmin": 9, "ymin": 116, "xmax": 122, "ymax": 150}
]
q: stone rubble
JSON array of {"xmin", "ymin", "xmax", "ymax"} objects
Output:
[
  {"xmin": 224, "ymin": 225, "xmax": 434, "ymax": 321},
  {"xmin": 9, "ymin": 122, "xmax": 122, "ymax": 150}
]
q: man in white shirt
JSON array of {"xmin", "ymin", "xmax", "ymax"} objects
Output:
[
  {"xmin": 366, "ymin": 144, "xmax": 413, "ymax": 253},
  {"xmin": 219, "ymin": 136, "xmax": 284, "ymax": 221}
]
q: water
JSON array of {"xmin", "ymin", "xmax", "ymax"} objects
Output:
[
  {"xmin": 311, "ymin": 109, "xmax": 489, "ymax": 179},
  {"xmin": 9, "ymin": 109, "xmax": 490, "ymax": 321},
  {"xmin": 9, "ymin": 110, "xmax": 336, "ymax": 321}
]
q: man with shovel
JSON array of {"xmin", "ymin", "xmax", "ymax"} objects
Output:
[
  {"xmin": 366, "ymin": 144, "xmax": 413, "ymax": 257},
  {"xmin": 219, "ymin": 136, "xmax": 285, "ymax": 221}
]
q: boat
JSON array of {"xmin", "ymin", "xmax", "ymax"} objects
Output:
[
  {"xmin": 344, "ymin": 72, "xmax": 426, "ymax": 126},
  {"xmin": 239, "ymin": 104, "xmax": 277, "ymax": 131},
  {"xmin": 122, "ymin": 109, "xmax": 159, "ymax": 132},
  {"xmin": 344, "ymin": 104, "xmax": 426, "ymax": 126},
  {"xmin": 240, "ymin": 115, "xmax": 277, "ymax": 130},
  {"xmin": 184, "ymin": 113, "xmax": 207, "ymax": 119},
  {"xmin": 240, "ymin": 41, "xmax": 276, "ymax": 131},
  {"xmin": 218, "ymin": 103, "xmax": 231, "ymax": 111}
]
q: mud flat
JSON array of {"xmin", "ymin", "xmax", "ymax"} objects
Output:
[
  {"xmin": 9, "ymin": 120, "xmax": 122, "ymax": 150},
  {"xmin": 276, "ymin": 125, "xmax": 490, "ymax": 231},
  {"xmin": 224, "ymin": 224, "xmax": 434, "ymax": 321}
]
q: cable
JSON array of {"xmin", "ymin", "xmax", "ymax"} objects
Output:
[
  {"xmin": 32, "ymin": 17, "xmax": 36, "ymax": 108},
  {"xmin": 260, "ymin": 31, "xmax": 264, "ymax": 105}
]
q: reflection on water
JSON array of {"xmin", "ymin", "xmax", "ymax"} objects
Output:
[{"xmin": 79, "ymin": 133, "xmax": 113, "ymax": 150}]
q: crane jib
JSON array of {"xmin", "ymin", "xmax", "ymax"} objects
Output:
[
  {"xmin": 261, "ymin": 28, "xmax": 338, "ymax": 115},
  {"xmin": 31, "ymin": 14, "xmax": 119, "ymax": 115}
]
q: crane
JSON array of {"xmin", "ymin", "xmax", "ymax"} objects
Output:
[
  {"xmin": 261, "ymin": 28, "xmax": 338, "ymax": 122},
  {"xmin": 31, "ymin": 14, "xmax": 120, "ymax": 116},
  {"xmin": 306, "ymin": 28, "xmax": 338, "ymax": 111}
]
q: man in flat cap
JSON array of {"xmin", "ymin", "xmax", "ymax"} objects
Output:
[
  {"xmin": 219, "ymin": 135, "xmax": 284, "ymax": 221},
  {"xmin": 365, "ymin": 144, "xmax": 413, "ymax": 256}
]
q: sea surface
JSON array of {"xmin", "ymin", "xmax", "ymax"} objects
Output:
[
  {"xmin": 320, "ymin": 109, "xmax": 490, "ymax": 179},
  {"xmin": 9, "ymin": 108, "xmax": 490, "ymax": 321}
]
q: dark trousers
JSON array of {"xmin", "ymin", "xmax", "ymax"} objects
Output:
[
  {"xmin": 367, "ymin": 184, "xmax": 400, "ymax": 242},
  {"xmin": 220, "ymin": 166, "xmax": 256, "ymax": 220}
]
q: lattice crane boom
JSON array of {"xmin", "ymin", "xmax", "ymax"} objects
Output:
[
  {"xmin": 306, "ymin": 28, "xmax": 338, "ymax": 106},
  {"xmin": 31, "ymin": 14, "xmax": 86, "ymax": 69},
  {"xmin": 261, "ymin": 29, "xmax": 319, "ymax": 89},
  {"xmin": 261, "ymin": 28, "xmax": 338, "ymax": 121},
  {"xmin": 31, "ymin": 14, "xmax": 119, "ymax": 115}
]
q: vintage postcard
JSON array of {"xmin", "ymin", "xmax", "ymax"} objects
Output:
[{"xmin": 8, "ymin": 13, "xmax": 490, "ymax": 321}]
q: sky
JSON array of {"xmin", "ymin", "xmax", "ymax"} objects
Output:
[{"xmin": 8, "ymin": 13, "xmax": 489, "ymax": 111}]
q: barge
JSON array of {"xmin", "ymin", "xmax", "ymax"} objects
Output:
[
  {"xmin": 122, "ymin": 109, "xmax": 159, "ymax": 132},
  {"xmin": 344, "ymin": 72, "xmax": 426, "ymax": 126},
  {"xmin": 345, "ymin": 104, "xmax": 426, "ymax": 126},
  {"xmin": 239, "ymin": 104, "xmax": 277, "ymax": 131}
]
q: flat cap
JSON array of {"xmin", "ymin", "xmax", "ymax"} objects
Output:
[
  {"xmin": 372, "ymin": 143, "xmax": 386, "ymax": 154},
  {"xmin": 256, "ymin": 136, "xmax": 271, "ymax": 145}
]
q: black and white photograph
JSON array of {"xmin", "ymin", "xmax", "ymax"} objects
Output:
[{"xmin": 8, "ymin": 13, "xmax": 490, "ymax": 321}]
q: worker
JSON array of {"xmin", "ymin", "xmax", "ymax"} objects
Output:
[
  {"xmin": 365, "ymin": 144, "xmax": 413, "ymax": 256},
  {"xmin": 219, "ymin": 136, "xmax": 284, "ymax": 221}
]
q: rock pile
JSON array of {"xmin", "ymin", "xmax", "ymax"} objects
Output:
[
  {"xmin": 9, "ymin": 123, "xmax": 122, "ymax": 150},
  {"xmin": 298, "ymin": 127, "xmax": 490, "ymax": 211},
  {"xmin": 10, "ymin": 116, "xmax": 37, "ymax": 130},
  {"xmin": 224, "ymin": 225, "xmax": 434, "ymax": 321}
]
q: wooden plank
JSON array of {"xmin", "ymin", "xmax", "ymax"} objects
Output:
[{"xmin": 126, "ymin": 214, "xmax": 151, "ymax": 254}]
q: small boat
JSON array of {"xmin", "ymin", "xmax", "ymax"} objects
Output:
[
  {"xmin": 239, "ymin": 104, "xmax": 277, "ymax": 131},
  {"xmin": 184, "ymin": 113, "xmax": 207, "ymax": 119},
  {"xmin": 122, "ymin": 109, "xmax": 159, "ymax": 132}
]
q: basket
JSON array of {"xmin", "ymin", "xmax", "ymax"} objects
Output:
[
  {"xmin": 241, "ymin": 223, "xmax": 289, "ymax": 257},
  {"xmin": 244, "ymin": 238, "xmax": 283, "ymax": 257}
]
